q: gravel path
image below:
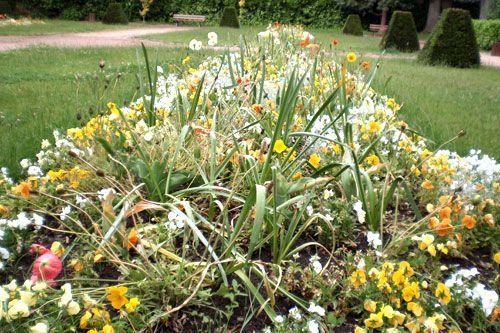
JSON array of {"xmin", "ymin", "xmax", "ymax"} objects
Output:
[
  {"xmin": 0, "ymin": 26, "xmax": 499, "ymax": 68},
  {"xmin": 0, "ymin": 25, "xmax": 194, "ymax": 52}
]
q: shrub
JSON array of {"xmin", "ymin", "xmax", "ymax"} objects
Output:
[
  {"xmin": 418, "ymin": 8, "xmax": 479, "ymax": 68},
  {"xmin": 60, "ymin": 6, "xmax": 84, "ymax": 21},
  {"xmin": 219, "ymin": 7, "xmax": 239, "ymax": 28},
  {"xmin": 380, "ymin": 11, "xmax": 420, "ymax": 52},
  {"xmin": 0, "ymin": 0, "xmax": 13, "ymax": 15},
  {"xmin": 473, "ymin": 19, "xmax": 500, "ymax": 50},
  {"xmin": 342, "ymin": 14, "xmax": 363, "ymax": 36},
  {"xmin": 102, "ymin": 2, "xmax": 128, "ymax": 25}
]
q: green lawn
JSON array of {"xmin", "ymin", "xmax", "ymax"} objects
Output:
[
  {"xmin": 0, "ymin": 22, "xmax": 498, "ymax": 178},
  {"xmin": 0, "ymin": 19, "xmax": 156, "ymax": 35}
]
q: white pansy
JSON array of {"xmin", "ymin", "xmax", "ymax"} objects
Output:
[
  {"xmin": 7, "ymin": 300, "xmax": 30, "ymax": 319},
  {"xmin": 307, "ymin": 320, "xmax": 319, "ymax": 333},
  {"xmin": 67, "ymin": 300, "xmax": 81, "ymax": 315},
  {"xmin": 288, "ymin": 306, "xmax": 302, "ymax": 321},
  {"xmin": 274, "ymin": 314, "xmax": 285, "ymax": 324},
  {"xmin": 307, "ymin": 302, "xmax": 325, "ymax": 316},
  {"xmin": 20, "ymin": 158, "xmax": 30, "ymax": 169},
  {"xmin": 353, "ymin": 200, "xmax": 366, "ymax": 224},
  {"xmin": 189, "ymin": 39, "xmax": 202, "ymax": 51},
  {"xmin": 366, "ymin": 231, "xmax": 382, "ymax": 249},
  {"xmin": 60, "ymin": 205, "xmax": 71, "ymax": 221},
  {"xmin": 29, "ymin": 322, "xmax": 49, "ymax": 333}
]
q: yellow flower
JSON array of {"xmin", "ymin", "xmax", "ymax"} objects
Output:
[
  {"xmin": 182, "ymin": 55, "xmax": 190, "ymax": 65},
  {"xmin": 398, "ymin": 261, "xmax": 414, "ymax": 277},
  {"xmin": 402, "ymin": 283, "xmax": 420, "ymax": 302},
  {"xmin": 407, "ymin": 302, "xmax": 423, "ymax": 317},
  {"xmin": 364, "ymin": 312, "xmax": 384, "ymax": 329},
  {"xmin": 350, "ymin": 268, "xmax": 367, "ymax": 289},
  {"xmin": 50, "ymin": 241, "xmax": 65, "ymax": 257},
  {"xmin": 494, "ymin": 252, "xmax": 500, "ymax": 264},
  {"xmin": 365, "ymin": 154, "xmax": 380, "ymax": 166},
  {"xmin": 389, "ymin": 311, "xmax": 405, "ymax": 327},
  {"xmin": 346, "ymin": 52, "xmax": 357, "ymax": 63},
  {"xmin": 125, "ymin": 297, "xmax": 140, "ymax": 313},
  {"xmin": 79, "ymin": 311, "xmax": 92, "ymax": 329},
  {"xmin": 392, "ymin": 270, "xmax": 406, "ymax": 287},
  {"xmin": 364, "ymin": 300, "xmax": 377, "ymax": 313},
  {"xmin": 354, "ymin": 327, "xmax": 367, "ymax": 333},
  {"xmin": 102, "ymin": 324, "xmax": 115, "ymax": 333},
  {"xmin": 273, "ymin": 139, "xmax": 288, "ymax": 154},
  {"xmin": 70, "ymin": 259, "xmax": 84, "ymax": 273},
  {"xmin": 292, "ymin": 171, "xmax": 302, "ymax": 180},
  {"xmin": 308, "ymin": 153, "xmax": 321, "ymax": 169},
  {"xmin": 435, "ymin": 282, "xmax": 451, "ymax": 305},
  {"xmin": 381, "ymin": 305, "xmax": 394, "ymax": 318},
  {"xmin": 427, "ymin": 244, "xmax": 437, "ymax": 256},
  {"xmin": 106, "ymin": 286, "xmax": 129, "ymax": 310}
]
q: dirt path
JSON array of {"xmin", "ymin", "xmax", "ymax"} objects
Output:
[
  {"xmin": 1, "ymin": 26, "xmax": 499, "ymax": 68},
  {"xmin": 0, "ymin": 25, "xmax": 195, "ymax": 52}
]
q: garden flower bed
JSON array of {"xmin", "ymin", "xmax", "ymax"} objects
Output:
[{"xmin": 0, "ymin": 24, "xmax": 498, "ymax": 332}]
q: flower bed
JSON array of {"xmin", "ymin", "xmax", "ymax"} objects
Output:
[{"xmin": 0, "ymin": 24, "xmax": 498, "ymax": 332}]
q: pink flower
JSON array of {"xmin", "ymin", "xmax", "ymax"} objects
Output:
[{"xmin": 30, "ymin": 244, "xmax": 62, "ymax": 286}]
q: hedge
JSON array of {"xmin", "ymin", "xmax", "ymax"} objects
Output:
[
  {"xmin": 473, "ymin": 19, "xmax": 500, "ymax": 50},
  {"xmin": 380, "ymin": 11, "xmax": 420, "ymax": 52},
  {"xmin": 342, "ymin": 14, "xmax": 363, "ymax": 36}
]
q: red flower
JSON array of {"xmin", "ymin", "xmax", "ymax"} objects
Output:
[
  {"xmin": 332, "ymin": 39, "xmax": 338, "ymax": 46},
  {"xmin": 30, "ymin": 244, "xmax": 63, "ymax": 286}
]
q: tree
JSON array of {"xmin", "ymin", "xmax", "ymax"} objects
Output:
[
  {"xmin": 336, "ymin": 0, "xmax": 417, "ymax": 25},
  {"xmin": 139, "ymin": 0, "xmax": 154, "ymax": 22}
]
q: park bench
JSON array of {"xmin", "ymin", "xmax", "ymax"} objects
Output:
[
  {"xmin": 369, "ymin": 24, "xmax": 388, "ymax": 34},
  {"xmin": 173, "ymin": 14, "xmax": 206, "ymax": 27}
]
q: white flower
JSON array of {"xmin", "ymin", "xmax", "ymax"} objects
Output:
[
  {"xmin": 207, "ymin": 32, "xmax": 218, "ymax": 46},
  {"xmin": 60, "ymin": 205, "xmax": 71, "ymax": 221},
  {"xmin": 67, "ymin": 300, "xmax": 81, "ymax": 315},
  {"xmin": 306, "ymin": 205, "xmax": 314, "ymax": 216},
  {"xmin": 307, "ymin": 320, "xmax": 320, "ymax": 333},
  {"xmin": 75, "ymin": 195, "xmax": 89, "ymax": 207},
  {"xmin": 19, "ymin": 290, "xmax": 37, "ymax": 306},
  {"xmin": 288, "ymin": 306, "xmax": 302, "ymax": 321},
  {"xmin": 309, "ymin": 254, "xmax": 322, "ymax": 274},
  {"xmin": 274, "ymin": 314, "xmax": 285, "ymax": 324},
  {"xmin": 29, "ymin": 322, "xmax": 49, "ymax": 333},
  {"xmin": 366, "ymin": 231, "xmax": 382, "ymax": 249},
  {"xmin": 27, "ymin": 165, "xmax": 43, "ymax": 177},
  {"xmin": 59, "ymin": 283, "xmax": 73, "ymax": 307},
  {"xmin": 41, "ymin": 139, "xmax": 51, "ymax": 149},
  {"xmin": 0, "ymin": 287, "xmax": 9, "ymax": 301},
  {"xmin": 302, "ymin": 31, "xmax": 315, "ymax": 41},
  {"xmin": 32, "ymin": 213, "xmax": 44, "ymax": 229},
  {"xmin": 323, "ymin": 189, "xmax": 334, "ymax": 200},
  {"xmin": 189, "ymin": 39, "xmax": 202, "ymax": 51},
  {"xmin": 257, "ymin": 31, "xmax": 271, "ymax": 39},
  {"xmin": 0, "ymin": 247, "xmax": 9, "ymax": 260},
  {"xmin": 143, "ymin": 131, "xmax": 154, "ymax": 142},
  {"xmin": 353, "ymin": 200, "xmax": 366, "ymax": 224},
  {"xmin": 357, "ymin": 258, "xmax": 366, "ymax": 269},
  {"xmin": 307, "ymin": 302, "xmax": 325, "ymax": 316},
  {"xmin": 156, "ymin": 65, "xmax": 164, "ymax": 74},
  {"xmin": 20, "ymin": 158, "xmax": 30, "ymax": 169},
  {"xmin": 97, "ymin": 188, "xmax": 116, "ymax": 201}
]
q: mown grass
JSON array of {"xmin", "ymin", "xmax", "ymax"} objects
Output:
[
  {"xmin": 0, "ymin": 22, "xmax": 498, "ymax": 178},
  {"xmin": 372, "ymin": 58, "xmax": 500, "ymax": 158},
  {"xmin": 0, "ymin": 19, "xmax": 155, "ymax": 35},
  {"xmin": 0, "ymin": 47, "xmax": 214, "ymax": 178}
]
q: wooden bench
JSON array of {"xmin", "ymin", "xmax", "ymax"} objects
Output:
[
  {"xmin": 173, "ymin": 14, "xmax": 206, "ymax": 27},
  {"xmin": 369, "ymin": 24, "xmax": 388, "ymax": 34}
]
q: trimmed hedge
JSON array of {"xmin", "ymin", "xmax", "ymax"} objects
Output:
[
  {"xmin": 381, "ymin": 11, "xmax": 420, "ymax": 52},
  {"xmin": 342, "ymin": 14, "xmax": 363, "ymax": 36},
  {"xmin": 220, "ymin": 7, "xmax": 239, "ymax": 28},
  {"xmin": 418, "ymin": 8, "xmax": 479, "ymax": 68},
  {"xmin": 473, "ymin": 19, "xmax": 500, "ymax": 50},
  {"xmin": 102, "ymin": 2, "xmax": 128, "ymax": 25}
]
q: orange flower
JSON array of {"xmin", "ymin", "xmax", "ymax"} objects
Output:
[
  {"xmin": 300, "ymin": 35, "xmax": 310, "ymax": 47},
  {"xmin": 439, "ymin": 206, "xmax": 452, "ymax": 219},
  {"xmin": 422, "ymin": 180, "xmax": 434, "ymax": 190},
  {"xmin": 11, "ymin": 181, "xmax": 31, "ymax": 198},
  {"xmin": 461, "ymin": 215, "xmax": 476, "ymax": 229},
  {"xmin": 126, "ymin": 228, "xmax": 138, "ymax": 250},
  {"xmin": 491, "ymin": 308, "xmax": 500, "ymax": 321},
  {"xmin": 251, "ymin": 104, "xmax": 263, "ymax": 114},
  {"xmin": 331, "ymin": 39, "xmax": 338, "ymax": 46},
  {"xmin": 360, "ymin": 61, "xmax": 370, "ymax": 70},
  {"xmin": 436, "ymin": 218, "xmax": 453, "ymax": 236}
]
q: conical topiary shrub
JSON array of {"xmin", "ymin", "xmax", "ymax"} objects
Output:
[
  {"xmin": 102, "ymin": 2, "xmax": 128, "ymax": 25},
  {"xmin": 342, "ymin": 14, "xmax": 363, "ymax": 36},
  {"xmin": 220, "ymin": 7, "xmax": 240, "ymax": 28},
  {"xmin": 418, "ymin": 8, "xmax": 479, "ymax": 67},
  {"xmin": 380, "ymin": 11, "xmax": 420, "ymax": 52}
]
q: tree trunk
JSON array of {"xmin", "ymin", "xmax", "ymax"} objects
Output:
[
  {"xmin": 480, "ymin": 0, "xmax": 490, "ymax": 19},
  {"xmin": 381, "ymin": 8, "xmax": 388, "ymax": 25},
  {"xmin": 424, "ymin": 0, "xmax": 441, "ymax": 32}
]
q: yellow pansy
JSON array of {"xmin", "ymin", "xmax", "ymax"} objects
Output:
[
  {"xmin": 308, "ymin": 153, "xmax": 321, "ymax": 169},
  {"xmin": 50, "ymin": 241, "xmax": 65, "ymax": 257},
  {"xmin": 392, "ymin": 270, "xmax": 406, "ymax": 287},
  {"xmin": 435, "ymin": 283, "xmax": 451, "ymax": 305},
  {"xmin": 125, "ymin": 297, "xmax": 140, "ymax": 313},
  {"xmin": 407, "ymin": 302, "xmax": 423, "ymax": 317},
  {"xmin": 494, "ymin": 252, "xmax": 500, "ymax": 264},
  {"xmin": 273, "ymin": 139, "xmax": 288, "ymax": 154},
  {"xmin": 364, "ymin": 300, "xmax": 377, "ymax": 313},
  {"xmin": 79, "ymin": 311, "xmax": 92, "ymax": 329},
  {"xmin": 350, "ymin": 268, "xmax": 366, "ymax": 289},
  {"xmin": 364, "ymin": 312, "xmax": 384, "ymax": 329},
  {"xmin": 106, "ymin": 286, "xmax": 129, "ymax": 310},
  {"xmin": 102, "ymin": 324, "xmax": 115, "ymax": 333}
]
